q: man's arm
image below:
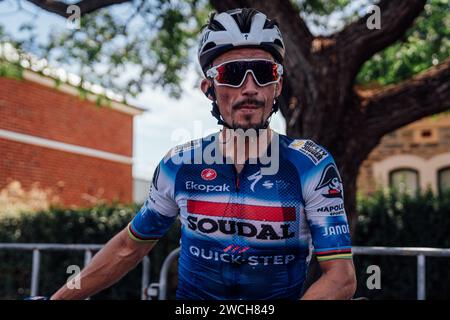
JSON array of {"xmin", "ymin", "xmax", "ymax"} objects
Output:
[
  {"xmin": 51, "ymin": 151, "xmax": 180, "ymax": 300},
  {"xmin": 294, "ymin": 141, "xmax": 356, "ymax": 300},
  {"xmin": 301, "ymin": 259, "xmax": 357, "ymax": 300},
  {"xmin": 51, "ymin": 227, "xmax": 156, "ymax": 300}
]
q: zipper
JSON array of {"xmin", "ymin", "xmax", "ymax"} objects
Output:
[
  {"xmin": 233, "ymin": 165, "xmax": 242, "ymax": 192},
  {"xmin": 231, "ymin": 165, "xmax": 242, "ymax": 294}
]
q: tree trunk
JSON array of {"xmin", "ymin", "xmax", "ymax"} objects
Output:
[
  {"xmin": 283, "ymin": 43, "xmax": 373, "ymax": 231},
  {"xmin": 206, "ymin": 0, "xmax": 448, "ymax": 237}
]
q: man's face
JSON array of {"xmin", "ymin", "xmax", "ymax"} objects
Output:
[{"xmin": 201, "ymin": 48, "xmax": 283, "ymax": 130}]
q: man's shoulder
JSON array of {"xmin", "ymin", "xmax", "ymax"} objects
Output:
[
  {"xmin": 280, "ymin": 135, "xmax": 331, "ymax": 168},
  {"xmin": 162, "ymin": 132, "xmax": 219, "ymax": 166},
  {"xmin": 167, "ymin": 138, "xmax": 203, "ymax": 157}
]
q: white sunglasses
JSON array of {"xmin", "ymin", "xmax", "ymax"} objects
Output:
[{"xmin": 206, "ymin": 59, "xmax": 283, "ymax": 88}]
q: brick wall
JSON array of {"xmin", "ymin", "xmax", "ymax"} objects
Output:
[
  {"xmin": 0, "ymin": 77, "xmax": 132, "ymax": 156},
  {"xmin": 0, "ymin": 76, "xmax": 135, "ymax": 207},
  {"xmin": 0, "ymin": 138, "xmax": 132, "ymax": 207}
]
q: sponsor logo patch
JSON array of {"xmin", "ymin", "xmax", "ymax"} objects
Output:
[
  {"xmin": 186, "ymin": 200, "xmax": 296, "ymax": 240},
  {"xmin": 201, "ymin": 168, "xmax": 217, "ymax": 181},
  {"xmin": 172, "ymin": 139, "xmax": 201, "ymax": 155},
  {"xmin": 223, "ymin": 244, "xmax": 250, "ymax": 253},
  {"xmin": 262, "ymin": 180, "xmax": 273, "ymax": 189},
  {"xmin": 322, "ymin": 224, "xmax": 350, "ymax": 237},
  {"xmin": 317, "ymin": 203, "xmax": 345, "ymax": 215},
  {"xmin": 189, "ymin": 245, "xmax": 296, "ymax": 266},
  {"xmin": 315, "ymin": 163, "xmax": 343, "ymax": 199},
  {"xmin": 186, "ymin": 216, "xmax": 295, "ymax": 240},
  {"xmin": 185, "ymin": 181, "xmax": 230, "ymax": 193},
  {"xmin": 247, "ymin": 170, "xmax": 263, "ymax": 192},
  {"xmin": 289, "ymin": 140, "xmax": 328, "ymax": 164}
]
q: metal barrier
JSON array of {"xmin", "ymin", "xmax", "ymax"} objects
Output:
[
  {"xmin": 0, "ymin": 243, "xmax": 151, "ymax": 300},
  {"xmin": 352, "ymin": 246, "xmax": 450, "ymax": 300},
  {"xmin": 154, "ymin": 246, "xmax": 450, "ymax": 300},
  {"xmin": 157, "ymin": 247, "xmax": 180, "ymax": 301},
  {"xmin": 2, "ymin": 244, "xmax": 449, "ymax": 300}
]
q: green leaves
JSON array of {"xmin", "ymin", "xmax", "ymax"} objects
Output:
[
  {"xmin": 357, "ymin": 0, "xmax": 450, "ymax": 85},
  {"xmin": 294, "ymin": 0, "xmax": 377, "ymax": 34},
  {"xmin": 354, "ymin": 189, "xmax": 450, "ymax": 299},
  {"xmin": 0, "ymin": 60, "xmax": 23, "ymax": 80},
  {"xmin": 2, "ymin": 0, "xmax": 447, "ymax": 99},
  {"xmin": 296, "ymin": 0, "xmax": 352, "ymax": 16},
  {"xmin": 0, "ymin": 202, "xmax": 181, "ymax": 299},
  {"xmin": 38, "ymin": 0, "xmax": 209, "ymax": 99}
]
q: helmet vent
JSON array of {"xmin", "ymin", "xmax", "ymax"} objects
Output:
[
  {"xmin": 230, "ymin": 8, "xmax": 259, "ymax": 33},
  {"xmin": 209, "ymin": 18, "xmax": 225, "ymax": 31},
  {"xmin": 263, "ymin": 20, "xmax": 278, "ymax": 29},
  {"xmin": 274, "ymin": 39, "xmax": 284, "ymax": 49},
  {"xmin": 203, "ymin": 42, "xmax": 217, "ymax": 52}
]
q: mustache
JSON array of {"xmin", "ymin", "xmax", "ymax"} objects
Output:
[{"xmin": 232, "ymin": 98, "xmax": 265, "ymax": 109}]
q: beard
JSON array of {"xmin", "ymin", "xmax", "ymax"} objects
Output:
[
  {"xmin": 231, "ymin": 98, "xmax": 268, "ymax": 131},
  {"xmin": 231, "ymin": 114, "xmax": 266, "ymax": 130}
]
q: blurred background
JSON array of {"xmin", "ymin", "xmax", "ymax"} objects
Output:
[{"xmin": 0, "ymin": 0, "xmax": 449, "ymax": 299}]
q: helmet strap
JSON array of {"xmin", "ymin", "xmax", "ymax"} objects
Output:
[
  {"xmin": 208, "ymin": 85, "xmax": 234, "ymax": 129},
  {"xmin": 261, "ymin": 98, "xmax": 279, "ymax": 129},
  {"xmin": 211, "ymin": 101, "xmax": 233, "ymax": 129}
]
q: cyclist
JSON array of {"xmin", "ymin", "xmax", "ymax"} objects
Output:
[{"xmin": 51, "ymin": 8, "xmax": 356, "ymax": 300}]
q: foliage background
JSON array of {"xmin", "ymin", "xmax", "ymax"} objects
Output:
[
  {"xmin": 1, "ymin": 0, "xmax": 448, "ymax": 98},
  {"xmin": 0, "ymin": 202, "xmax": 181, "ymax": 300},
  {"xmin": 353, "ymin": 190, "xmax": 450, "ymax": 299}
]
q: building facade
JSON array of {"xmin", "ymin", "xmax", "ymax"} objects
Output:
[
  {"xmin": 0, "ymin": 70, "xmax": 143, "ymax": 207},
  {"xmin": 357, "ymin": 113, "xmax": 450, "ymax": 196}
]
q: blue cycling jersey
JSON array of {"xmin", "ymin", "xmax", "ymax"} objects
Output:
[{"xmin": 128, "ymin": 131, "xmax": 352, "ymax": 299}]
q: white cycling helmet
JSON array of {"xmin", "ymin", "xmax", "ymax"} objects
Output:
[{"xmin": 198, "ymin": 8, "xmax": 285, "ymax": 74}]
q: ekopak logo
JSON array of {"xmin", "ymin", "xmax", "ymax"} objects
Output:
[{"xmin": 201, "ymin": 168, "xmax": 217, "ymax": 181}]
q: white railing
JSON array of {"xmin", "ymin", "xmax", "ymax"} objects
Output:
[
  {"xmin": 352, "ymin": 246, "xmax": 450, "ymax": 300},
  {"xmin": 2, "ymin": 244, "xmax": 449, "ymax": 300},
  {"xmin": 0, "ymin": 243, "xmax": 150, "ymax": 299},
  {"xmin": 154, "ymin": 246, "xmax": 450, "ymax": 300}
]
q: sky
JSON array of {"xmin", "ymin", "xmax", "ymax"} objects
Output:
[{"xmin": 0, "ymin": 0, "xmax": 289, "ymax": 180}]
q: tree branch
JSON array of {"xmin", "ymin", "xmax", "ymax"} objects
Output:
[
  {"xmin": 26, "ymin": 0, "xmax": 132, "ymax": 18},
  {"xmin": 363, "ymin": 58, "xmax": 450, "ymax": 138},
  {"xmin": 337, "ymin": 0, "xmax": 426, "ymax": 79}
]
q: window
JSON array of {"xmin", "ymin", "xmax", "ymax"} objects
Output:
[
  {"xmin": 389, "ymin": 168, "xmax": 420, "ymax": 196},
  {"xmin": 438, "ymin": 167, "xmax": 450, "ymax": 195}
]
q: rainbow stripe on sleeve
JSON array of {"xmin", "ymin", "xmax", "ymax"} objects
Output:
[
  {"xmin": 315, "ymin": 247, "xmax": 352, "ymax": 262},
  {"xmin": 127, "ymin": 223, "xmax": 160, "ymax": 243}
]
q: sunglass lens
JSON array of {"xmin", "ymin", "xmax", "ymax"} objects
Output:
[
  {"xmin": 218, "ymin": 62, "xmax": 246, "ymax": 86},
  {"xmin": 215, "ymin": 60, "xmax": 279, "ymax": 86},
  {"xmin": 250, "ymin": 60, "xmax": 278, "ymax": 85}
]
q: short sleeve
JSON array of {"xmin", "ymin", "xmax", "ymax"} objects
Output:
[
  {"xmin": 128, "ymin": 157, "xmax": 179, "ymax": 243},
  {"xmin": 302, "ymin": 154, "xmax": 352, "ymax": 262}
]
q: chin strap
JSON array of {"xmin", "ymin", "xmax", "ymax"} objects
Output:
[
  {"xmin": 207, "ymin": 85, "xmax": 279, "ymax": 130},
  {"xmin": 262, "ymin": 98, "xmax": 279, "ymax": 129},
  {"xmin": 211, "ymin": 101, "xmax": 233, "ymax": 129},
  {"xmin": 207, "ymin": 85, "xmax": 233, "ymax": 129}
]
